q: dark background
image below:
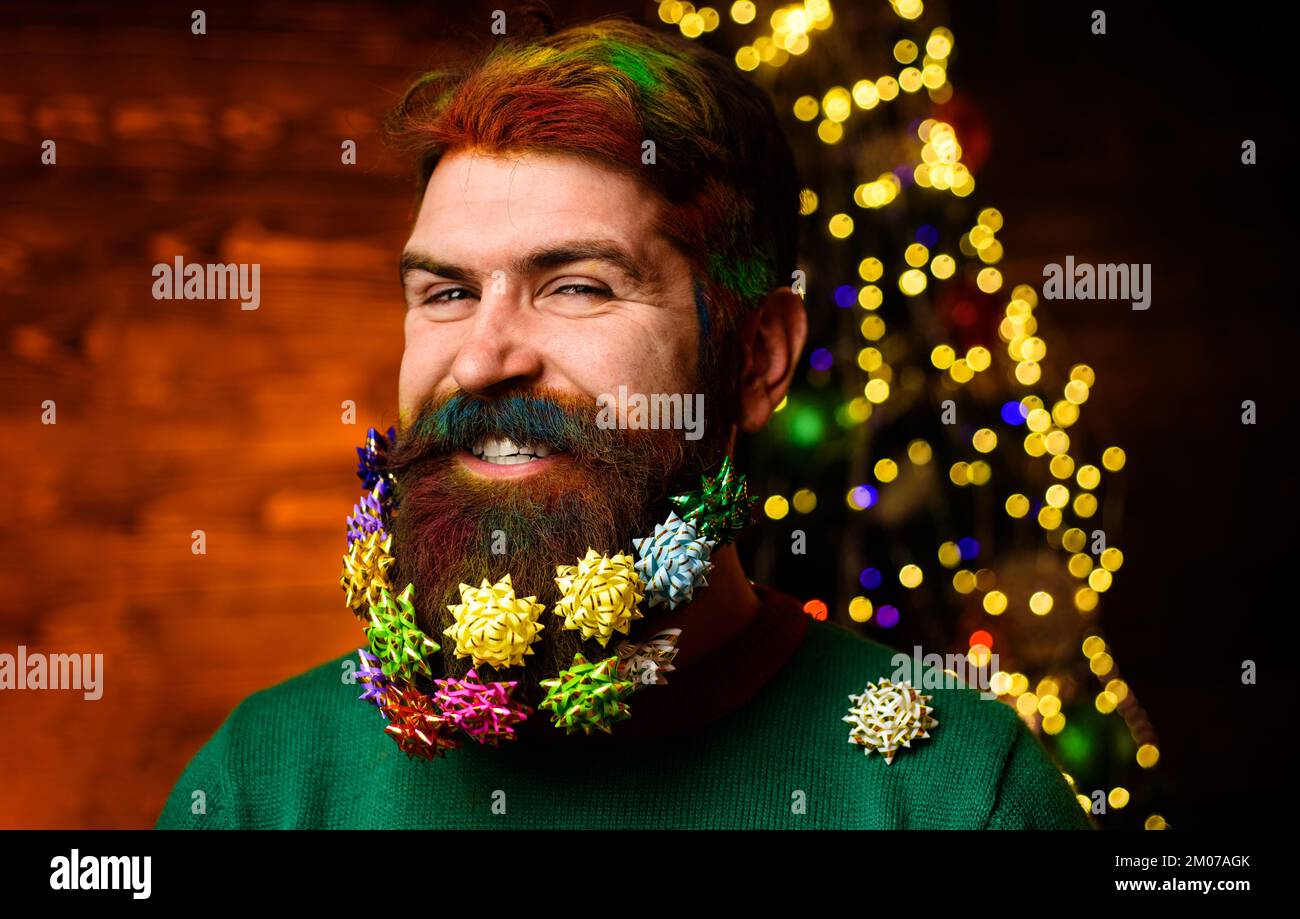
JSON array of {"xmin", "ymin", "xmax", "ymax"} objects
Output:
[{"xmin": 0, "ymin": 0, "xmax": 1291, "ymax": 828}]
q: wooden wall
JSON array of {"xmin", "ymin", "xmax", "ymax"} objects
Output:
[{"xmin": 0, "ymin": 1, "xmax": 513, "ymax": 828}]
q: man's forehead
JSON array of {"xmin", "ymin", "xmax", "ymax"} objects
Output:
[{"xmin": 406, "ymin": 148, "xmax": 667, "ymax": 266}]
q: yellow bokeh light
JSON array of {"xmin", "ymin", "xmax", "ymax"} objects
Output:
[
  {"xmin": 792, "ymin": 488, "xmax": 817, "ymax": 513},
  {"xmin": 659, "ymin": 1, "xmax": 684, "ymax": 24},
  {"xmin": 1136, "ymin": 744, "xmax": 1160, "ymax": 769},
  {"xmin": 1095, "ymin": 690, "xmax": 1118, "ymax": 713},
  {"xmin": 874, "ymin": 458, "xmax": 899, "ymax": 482},
  {"xmin": 817, "ymin": 119, "xmax": 843, "ymax": 144},
  {"xmin": 857, "ymin": 346, "xmax": 883, "ymax": 371},
  {"xmin": 822, "ymin": 86, "xmax": 852, "ymax": 122},
  {"xmin": 1090, "ymin": 651, "xmax": 1114, "ymax": 676},
  {"xmin": 829, "ymin": 213, "xmax": 854, "ymax": 237},
  {"xmin": 735, "ymin": 45, "xmax": 761, "ymax": 70},
  {"xmin": 858, "ymin": 257, "xmax": 883, "ymax": 281},
  {"xmin": 899, "ymin": 268, "xmax": 928, "ymax": 295},
  {"xmin": 852, "ymin": 79, "xmax": 880, "ymax": 109},
  {"xmin": 899, "ymin": 564, "xmax": 923, "ymax": 588},
  {"xmin": 1030, "ymin": 591, "xmax": 1054, "ymax": 615},
  {"xmin": 1015, "ymin": 360, "xmax": 1042, "ymax": 385},
  {"xmin": 926, "ymin": 28, "xmax": 953, "ymax": 59},
  {"xmin": 764, "ymin": 494, "xmax": 789, "ymax": 520},
  {"xmin": 1070, "ymin": 362, "xmax": 1096, "ymax": 386},
  {"xmin": 983, "ymin": 590, "xmax": 1008, "ymax": 615},
  {"xmin": 730, "ymin": 0, "xmax": 757, "ymax": 25},
  {"xmin": 977, "ymin": 207, "xmax": 1004, "ymax": 232},
  {"xmin": 848, "ymin": 595, "xmax": 873, "ymax": 622}
]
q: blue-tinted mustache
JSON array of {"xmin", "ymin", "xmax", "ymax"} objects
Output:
[{"xmin": 395, "ymin": 391, "xmax": 603, "ymax": 459}]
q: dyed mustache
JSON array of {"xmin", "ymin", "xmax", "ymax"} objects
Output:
[{"xmin": 394, "ymin": 392, "xmax": 605, "ymax": 462}]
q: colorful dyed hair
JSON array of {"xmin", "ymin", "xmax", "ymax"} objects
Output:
[{"xmin": 385, "ymin": 14, "xmax": 801, "ymax": 393}]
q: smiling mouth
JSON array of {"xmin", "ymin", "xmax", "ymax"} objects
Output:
[{"xmin": 469, "ymin": 436, "xmax": 557, "ymax": 466}]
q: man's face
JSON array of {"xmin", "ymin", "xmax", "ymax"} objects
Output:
[
  {"xmin": 398, "ymin": 148, "xmax": 700, "ymax": 429},
  {"xmin": 390, "ymin": 148, "xmax": 730, "ymax": 696}
]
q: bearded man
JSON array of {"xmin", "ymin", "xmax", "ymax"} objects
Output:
[{"xmin": 156, "ymin": 16, "xmax": 1092, "ymax": 830}]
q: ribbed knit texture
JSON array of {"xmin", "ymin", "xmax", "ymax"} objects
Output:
[{"xmin": 156, "ymin": 585, "xmax": 1094, "ymax": 829}]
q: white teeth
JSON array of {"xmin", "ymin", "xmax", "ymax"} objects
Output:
[{"xmin": 470, "ymin": 437, "xmax": 557, "ymax": 464}]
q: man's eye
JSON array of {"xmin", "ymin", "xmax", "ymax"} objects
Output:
[
  {"xmin": 423, "ymin": 287, "xmax": 474, "ymax": 304},
  {"xmin": 553, "ymin": 284, "xmax": 612, "ymax": 297}
]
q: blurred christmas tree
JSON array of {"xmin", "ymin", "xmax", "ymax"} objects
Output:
[{"xmin": 659, "ymin": 0, "xmax": 1165, "ymax": 829}]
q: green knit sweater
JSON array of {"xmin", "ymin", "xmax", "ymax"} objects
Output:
[{"xmin": 156, "ymin": 585, "xmax": 1093, "ymax": 829}]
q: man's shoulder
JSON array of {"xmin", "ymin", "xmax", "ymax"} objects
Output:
[
  {"xmin": 779, "ymin": 617, "xmax": 1088, "ymax": 828},
  {"xmin": 235, "ymin": 649, "xmax": 360, "ymax": 719},
  {"xmin": 798, "ymin": 617, "xmax": 1027, "ymax": 744}
]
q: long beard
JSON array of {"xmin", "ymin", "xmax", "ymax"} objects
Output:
[{"xmin": 386, "ymin": 387, "xmax": 730, "ymax": 708}]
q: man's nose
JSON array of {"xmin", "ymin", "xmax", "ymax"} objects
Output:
[{"xmin": 449, "ymin": 286, "xmax": 544, "ymax": 396}]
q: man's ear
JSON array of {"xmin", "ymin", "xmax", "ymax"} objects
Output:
[{"xmin": 736, "ymin": 286, "xmax": 808, "ymax": 433}]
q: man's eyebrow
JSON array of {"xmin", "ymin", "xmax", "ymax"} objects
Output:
[
  {"xmin": 399, "ymin": 239, "xmax": 655, "ymax": 288},
  {"xmin": 399, "ymin": 252, "xmax": 474, "ymax": 285},
  {"xmin": 514, "ymin": 240, "xmax": 651, "ymax": 286}
]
